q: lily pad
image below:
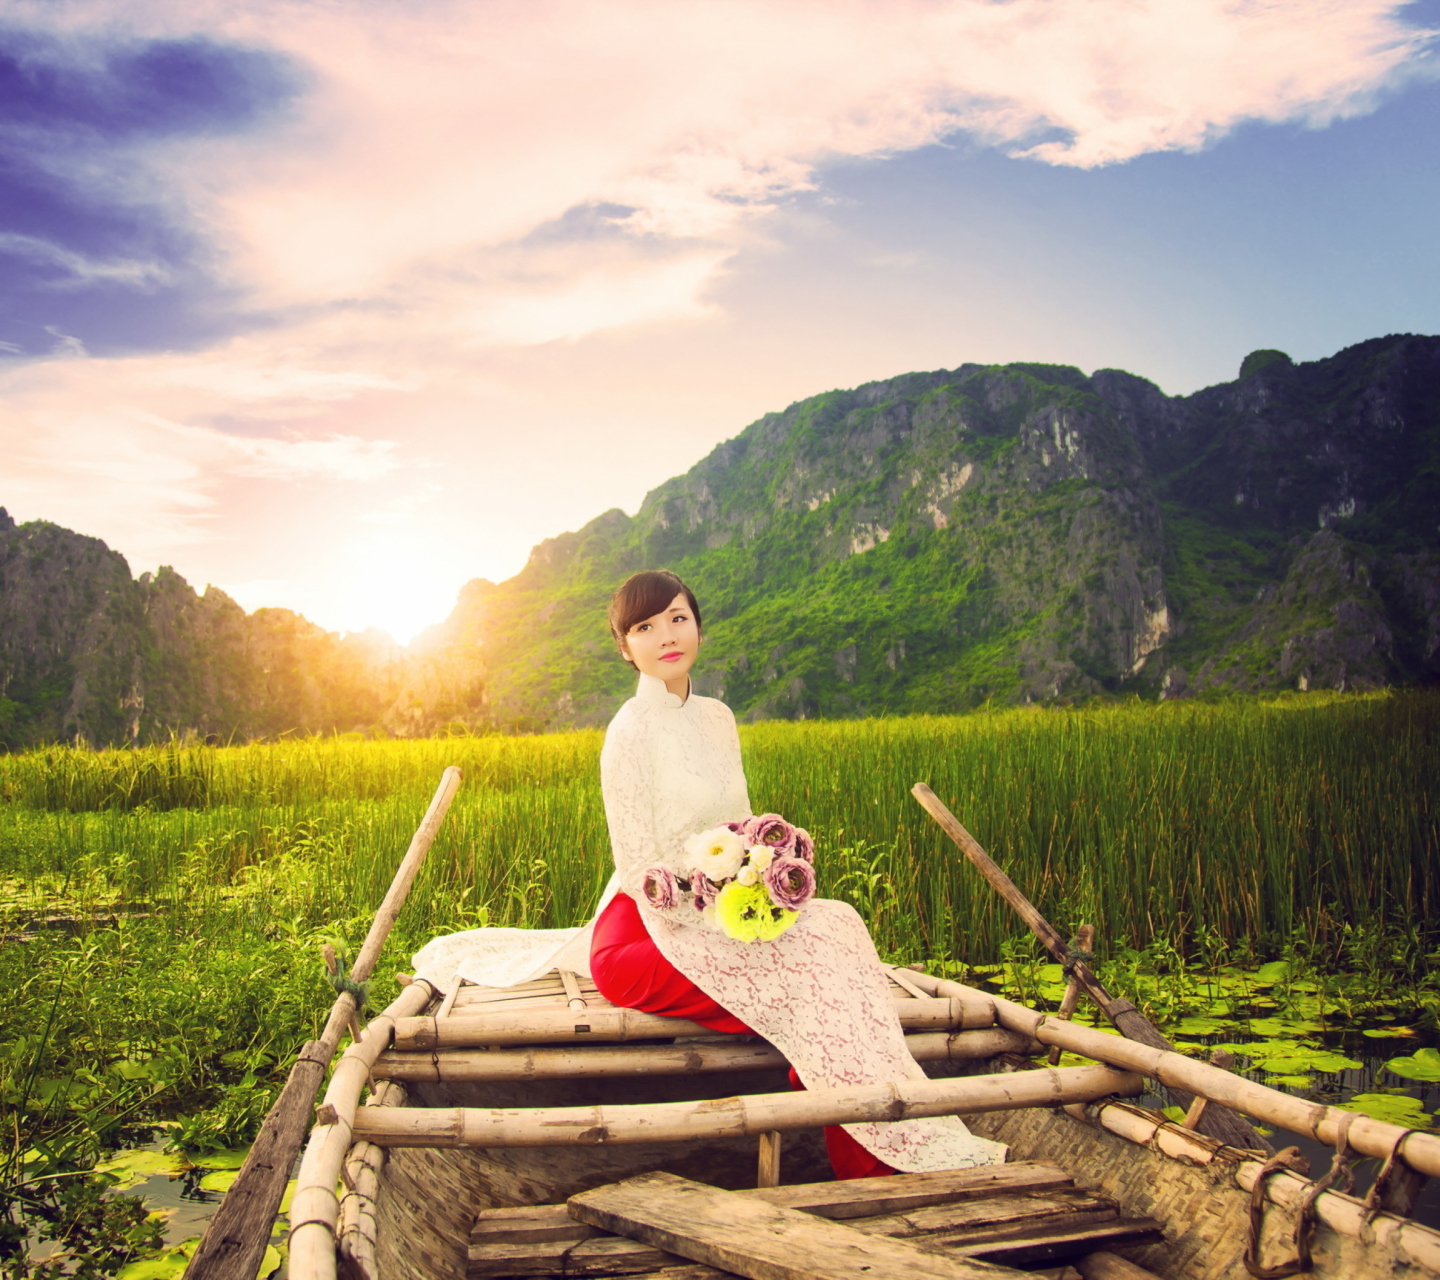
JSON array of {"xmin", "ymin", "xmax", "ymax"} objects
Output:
[
  {"xmin": 1385, "ymin": 1047, "xmax": 1440, "ymax": 1082},
  {"xmin": 1339, "ymin": 1093, "xmax": 1435, "ymax": 1128},
  {"xmin": 116, "ymin": 1239, "xmax": 198, "ymax": 1280},
  {"xmin": 1362, "ymin": 1026, "xmax": 1417, "ymax": 1038},
  {"xmin": 1254, "ymin": 961, "xmax": 1291, "ymax": 986},
  {"xmin": 95, "ymin": 1150, "xmax": 186, "ymax": 1191},
  {"xmin": 1264, "ymin": 1073, "xmax": 1315, "ymax": 1089},
  {"xmin": 259, "ymin": 1245, "xmax": 281, "ymax": 1278},
  {"xmin": 1236, "ymin": 1043, "xmax": 1361, "ymax": 1074},
  {"xmin": 188, "ymin": 1148, "xmax": 249, "ymax": 1171},
  {"xmin": 1247, "ymin": 1016, "xmax": 1324, "ymax": 1038},
  {"xmin": 1170, "ymin": 1016, "xmax": 1229, "ymax": 1036},
  {"xmin": 199, "ymin": 1168, "xmax": 241, "ymax": 1194},
  {"xmin": 1161, "ymin": 1105, "xmax": 1186, "ymax": 1124}
]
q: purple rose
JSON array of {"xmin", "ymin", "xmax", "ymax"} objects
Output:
[
  {"xmin": 689, "ymin": 870, "xmax": 718, "ymax": 912},
  {"xmin": 743, "ymin": 813, "xmax": 797, "ymax": 857},
  {"xmin": 792, "ymin": 827, "xmax": 814, "ymax": 863},
  {"xmin": 641, "ymin": 865, "xmax": 679, "ymax": 910},
  {"xmin": 763, "ymin": 856, "xmax": 816, "ymax": 912}
]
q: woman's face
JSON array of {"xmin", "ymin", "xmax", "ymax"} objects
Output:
[{"xmin": 621, "ymin": 592, "xmax": 701, "ymax": 692}]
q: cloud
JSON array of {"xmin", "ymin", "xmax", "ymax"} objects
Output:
[
  {"xmin": 0, "ymin": 232, "xmax": 174, "ymax": 290},
  {"xmin": 2, "ymin": 0, "xmax": 1432, "ymax": 347}
]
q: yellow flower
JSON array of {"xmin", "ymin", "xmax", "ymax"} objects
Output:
[{"xmin": 714, "ymin": 881, "xmax": 798, "ymax": 943}]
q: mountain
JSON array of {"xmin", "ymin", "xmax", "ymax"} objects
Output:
[
  {"xmin": 3, "ymin": 333, "xmax": 1436, "ymax": 745},
  {"xmin": 439, "ymin": 334, "xmax": 1440, "ymax": 728},
  {"xmin": 0, "ymin": 513, "xmax": 487, "ymax": 747}
]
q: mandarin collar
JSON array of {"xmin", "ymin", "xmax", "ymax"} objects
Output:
[{"xmin": 636, "ymin": 671, "xmax": 689, "ymax": 709}]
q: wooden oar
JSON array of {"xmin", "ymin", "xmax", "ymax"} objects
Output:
[
  {"xmin": 911, "ymin": 782, "xmax": 1269, "ymax": 1153},
  {"xmin": 188, "ymin": 766, "xmax": 463, "ymax": 1280}
]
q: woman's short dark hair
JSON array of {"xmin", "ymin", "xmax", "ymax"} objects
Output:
[{"xmin": 609, "ymin": 570, "xmax": 701, "ymax": 666}]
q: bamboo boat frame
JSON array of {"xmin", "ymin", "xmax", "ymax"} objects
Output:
[
  {"xmin": 287, "ymin": 961, "xmax": 1440, "ymax": 1280},
  {"xmin": 273, "ymin": 774, "xmax": 1438, "ymax": 1280}
]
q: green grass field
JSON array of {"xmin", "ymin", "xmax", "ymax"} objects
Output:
[
  {"xmin": 2, "ymin": 689, "xmax": 1438, "ymax": 1273},
  {"xmin": 3, "ymin": 688, "xmax": 1435, "ymax": 963}
]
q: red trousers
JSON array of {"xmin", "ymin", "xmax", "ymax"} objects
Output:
[{"xmin": 590, "ymin": 891, "xmax": 895, "ymax": 1181}]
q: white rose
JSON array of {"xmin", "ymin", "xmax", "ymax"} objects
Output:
[
  {"xmin": 748, "ymin": 847, "xmax": 775, "ymax": 873},
  {"xmin": 683, "ymin": 826, "xmax": 745, "ymax": 882},
  {"xmin": 737, "ymin": 864, "xmax": 760, "ymax": 886}
]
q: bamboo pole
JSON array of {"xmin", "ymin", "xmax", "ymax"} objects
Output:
[
  {"xmin": 370, "ymin": 1027, "xmax": 1038, "ymax": 1083},
  {"xmin": 289, "ymin": 982, "xmax": 435, "ymax": 1280},
  {"xmin": 910, "ymin": 783, "xmax": 1268, "ymax": 1152},
  {"xmin": 757, "ymin": 1132, "xmax": 782, "ymax": 1188},
  {"xmin": 336, "ymin": 1080, "xmax": 406, "ymax": 1280},
  {"xmin": 1086, "ymin": 1099, "xmax": 1440, "ymax": 1274},
  {"xmin": 349, "ymin": 1064, "xmax": 1143, "ymax": 1148},
  {"xmin": 1047, "ymin": 924, "xmax": 1094, "ymax": 1067},
  {"xmin": 192, "ymin": 766, "xmax": 461, "ymax": 1280},
  {"xmin": 392, "ymin": 995, "xmax": 994, "ymax": 1050},
  {"xmin": 902, "ymin": 971, "xmax": 1440, "ymax": 1181}
]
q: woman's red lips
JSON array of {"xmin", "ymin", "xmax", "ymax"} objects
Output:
[{"xmin": 660, "ymin": 652, "xmax": 683, "ymax": 662}]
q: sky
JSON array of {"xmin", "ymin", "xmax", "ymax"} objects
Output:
[{"xmin": 2, "ymin": 0, "xmax": 1438, "ymax": 643}]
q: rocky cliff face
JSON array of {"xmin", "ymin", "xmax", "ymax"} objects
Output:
[
  {"xmin": 4, "ymin": 333, "xmax": 1435, "ymax": 742},
  {"xmin": 440, "ymin": 335, "xmax": 1440, "ymax": 727},
  {"xmin": 0, "ymin": 511, "xmax": 485, "ymax": 747}
]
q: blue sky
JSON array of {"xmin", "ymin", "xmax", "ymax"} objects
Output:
[{"xmin": 1, "ymin": 1, "xmax": 1437, "ymax": 641}]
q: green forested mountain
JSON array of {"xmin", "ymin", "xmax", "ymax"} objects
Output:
[
  {"xmin": 455, "ymin": 334, "xmax": 1440, "ymax": 728},
  {"xmin": 0, "ymin": 515, "xmax": 485, "ymax": 747},
  {"xmin": 2, "ymin": 334, "xmax": 1436, "ymax": 744}
]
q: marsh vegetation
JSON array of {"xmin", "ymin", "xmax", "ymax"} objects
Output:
[{"xmin": 1, "ymin": 689, "xmax": 1436, "ymax": 1274}]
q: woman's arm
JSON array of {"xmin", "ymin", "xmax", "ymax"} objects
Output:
[{"xmin": 600, "ymin": 706, "xmax": 661, "ymax": 898}]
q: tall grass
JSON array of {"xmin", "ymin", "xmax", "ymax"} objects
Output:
[{"xmin": 0, "ymin": 690, "xmax": 1435, "ymax": 965}]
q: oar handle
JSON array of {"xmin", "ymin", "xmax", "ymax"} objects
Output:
[{"xmin": 352, "ymin": 764, "xmax": 463, "ymax": 983}]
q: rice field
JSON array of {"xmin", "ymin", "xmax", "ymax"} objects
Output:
[
  {"xmin": 2, "ymin": 687, "xmax": 1435, "ymax": 966},
  {"xmin": 2, "ymin": 689, "xmax": 1437, "ymax": 1271}
]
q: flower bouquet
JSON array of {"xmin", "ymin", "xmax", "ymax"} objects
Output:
[{"xmin": 640, "ymin": 813, "xmax": 817, "ymax": 942}]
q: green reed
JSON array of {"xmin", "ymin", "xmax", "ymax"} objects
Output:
[{"xmin": 0, "ymin": 690, "xmax": 1435, "ymax": 965}]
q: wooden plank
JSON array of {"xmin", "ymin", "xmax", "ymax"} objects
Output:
[
  {"xmin": 567, "ymin": 1171, "xmax": 1033, "ymax": 1280},
  {"xmin": 751, "ymin": 1163, "xmax": 1075, "ymax": 1220},
  {"xmin": 954, "ymin": 1219, "xmax": 1166, "ymax": 1267},
  {"xmin": 845, "ymin": 1190, "xmax": 1117, "ymax": 1239},
  {"xmin": 468, "ymin": 1233, "xmax": 683, "ymax": 1277},
  {"xmin": 470, "ymin": 1163, "xmax": 1075, "ymax": 1246},
  {"xmin": 471, "ymin": 1206, "xmax": 599, "ymax": 1246}
]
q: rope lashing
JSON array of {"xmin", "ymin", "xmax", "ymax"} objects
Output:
[
  {"xmin": 1062, "ymin": 938, "xmax": 1096, "ymax": 977},
  {"xmin": 1245, "ymin": 1112, "xmax": 1356, "ymax": 1279},
  {"xmin": 323, "ymin": 943, "xmax": 370, "ymax": 1011}
]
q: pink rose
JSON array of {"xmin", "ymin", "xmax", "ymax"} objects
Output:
[
  {"xmin": 792, "ymin": 826, "xmax": 815, "ymax": 863},
  {"xmin": 763, "ymin": 856, "xmax": 815, "ymax": 912},
  {"xmin": 743, "ymin": 813, "xmax": 797, "ymax": 857},
  {"xmin": 689, "ymin": 870, "xmax": 719, "ymax": 912},
  {"xmin": 641, "ymin": 865, "xmax": 680, "ymax": 909}
]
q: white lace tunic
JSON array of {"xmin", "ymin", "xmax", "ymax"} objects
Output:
[{"xmin": 414, "ymin": 672, "xmax": 1006, "ymax": 1173}]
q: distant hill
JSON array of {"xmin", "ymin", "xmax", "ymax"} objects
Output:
[
  {"xmin": 0, "ymin": 513, "xmax": 486, "ymax": 747},
  {"xmin": 441, "ymin": 333, "xmax": 1440, "ymax": 728},
  {"xmin": 2, "ymin": 333, "xmax": 1436, "ymax": 745}
]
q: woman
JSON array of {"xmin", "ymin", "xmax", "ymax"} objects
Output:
[{"xmin": 412, "ymin": 569, "xmax": 1004, "ymax": 1178}]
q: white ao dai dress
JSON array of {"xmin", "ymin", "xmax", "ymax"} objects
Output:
[{"xmin": 413, "ymin": 672, "xmax": 1006, "ymax": 1173}]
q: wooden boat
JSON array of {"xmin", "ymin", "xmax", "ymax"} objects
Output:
[{"xmin": 287, "ymin": 961, "xmax": 1440, "ymax": 1280}]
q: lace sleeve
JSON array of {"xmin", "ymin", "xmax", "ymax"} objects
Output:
[
  {"xmin": 721, "ymin": 702, "xmax": 753, "ymax": 816},
  {"xmin": 600, "ymin": 704, "xmax": 658, "ymax": 899}
]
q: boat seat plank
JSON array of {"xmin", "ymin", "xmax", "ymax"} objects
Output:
[
  {"xmin": 469, "ymin": 1162, "xmax": 1076, "ymax": 1246},
  {"xmin": 469, "ymin": 1233, "xmax": 684, "ymax": 1276},
  {"xmin": 949, "ymin": 1217, "xmax": 1166, "ymax": 1267},
  {"xmin": 567, "ymin": 1171, "xmax": 1033, "ymax": 1280},
  {"xmin": 842, "ymin": 1188, "xmax": 1118, "ymax": 1238}
]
